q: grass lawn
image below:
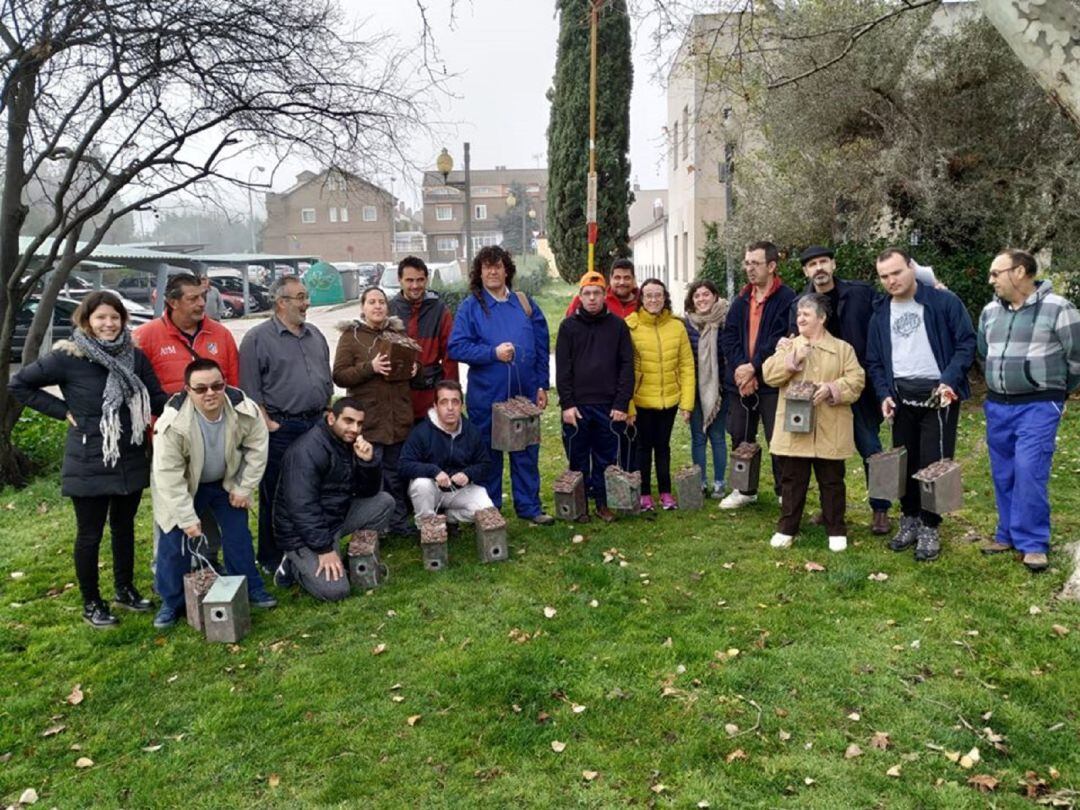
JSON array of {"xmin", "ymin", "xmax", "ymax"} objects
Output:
[{"xmin": 2, "ymin": 280, "xmax": 1080, "ymax": 808}]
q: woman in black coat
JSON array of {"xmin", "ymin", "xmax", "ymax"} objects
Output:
[{"xmin": 9, "ymin": 291, "xmax": 167, "ymax": 627}]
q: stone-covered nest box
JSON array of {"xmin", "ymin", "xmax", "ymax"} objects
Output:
[
  {"xmin": 673, "ymin": 464, "xmax": 703, "ymax": 511},
  {"xmin": 491, "ymin": 396, "xmax": 542, "ymax": 452},
  {"xmin": 783, "ymin": 381, "xmax": 817, "ymax": 434},
  {"xmin": 913, "ymin": 459, "xmax": 963, "ymax": 515},
  {"xmin": 868, "ymin": 447, "xmax": 907, "ymax": 502},
  {"xmin": 604, "ymin": 465, "xmax": 641, "ymax": 514},
  {"xmin": 419, "ymin": 514, "xmax": 449, "ymax": 571},
  {"xmin": 729, "ymin": 442, "xmax": 762, "ymax": 493},
  {"xmin": 347, "ymin": 529, "xmax": 387, "ymax": 589},
  {"xmin": 553, "ymin": 469, "xmax": 587, "ymax": 521},
  {"xmin": 373, "ymin": 332, "xmax": 422, "ymax": 382},
  {"xmin": 474, "ymin": 506, "xmax": 508, "ymax": 563}
]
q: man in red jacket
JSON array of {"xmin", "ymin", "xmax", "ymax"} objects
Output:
[
  {"xmin": 134, "ymin": 273, "xmax": 240, "ymax": 394},
  {"xmin": 135, "ymin": 272, "xmax": 240, "ymax": 571},
  {"xmin": 565, "ymin": 258, "xmax": 639, "ymax": 319},
  {"xmin": 388, "ymin": 256, "xmax": 459, "ymax": 422}
]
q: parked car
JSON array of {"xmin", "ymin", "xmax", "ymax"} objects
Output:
[
  {"xmin": 10, "ymin": 297, "xmax": 151, "ymax": 362},
  {"xmin": 45, "ymin": 276, "xmax": 153, "ymax": 319},
  {"xmin": 379, "ymin": 272, "xmax": 401, "ymax": 300},
  {"xmin": 209, "ymin": 275, "xmax": 270, "ymax": 312},
  {"xmin": 356, "ymin": 262, "xmax": 385, "ymax": 287},
  {"xmin": 115, "ymin": 274, "xmax": 158, "ymax": 304},
  {"xmin": 218, "ymin": 289, "xmax": 258, "ymax": 319}
]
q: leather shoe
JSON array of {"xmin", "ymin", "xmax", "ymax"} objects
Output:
[
  {"xmin": 1023, "ymin": 552, "xmax": 1049, "ymax": 572},
  {"xmin": 871, "ymin": 510, "xmax": 890, "ymax": 536},
  {"xmin": 575, "ymin": 512, "xmax": 592, "ymax": 524},
  {"xmin": 981, "ymin": 541, "xmax": 1013, "ymax": 555},
  {"xmin": 113, "ymin": 584, "xmax": 153, "ymax": 612},
  {"xmin": 596, "ymin": 506, "xmax": 616, "ymax": 523},
  {"xmin": 529, "ymin": 513, "xmax": 555, "ymax": 526}
]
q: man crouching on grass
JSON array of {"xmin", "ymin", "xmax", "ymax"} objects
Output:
[
  {"xmin": 151, "ymin": 358, "xmax": 277, "ymax": 628},
  {"xmin": 272, "ymin": 397, "xmax": 394, "ymax": 601}
]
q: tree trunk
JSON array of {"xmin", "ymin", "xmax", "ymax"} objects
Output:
[{"xmin": 978, "ymin": 0, "xmax": 1080, "ymax": 129}]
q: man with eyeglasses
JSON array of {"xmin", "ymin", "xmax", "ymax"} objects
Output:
[
  {"xmin": 719, "ymin": 241, "xmax": 797, "ymax": 509},
  {"xmin": 239, "ymin": 276, "xmax": 333, "ymax": 575},
  {"xmin": 150, "ymin": 358, "xmax": 276, "ymax": 628},
  {"xmin": 977, "ymin": 249, "xmax": 1080, "ymax": 572},
  {"xmin": 866, "ymin": 247, "xmax": 975, "ymax": 562}
]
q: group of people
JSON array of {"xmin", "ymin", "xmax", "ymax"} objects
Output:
[{"xmin": 9, "ymin": 241, "xmax": 1079, "ymax": 630}]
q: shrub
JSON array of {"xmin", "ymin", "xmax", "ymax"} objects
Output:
[{"xmin": 12, "ymin": 410, "xmax": 66, "ymax": 473}]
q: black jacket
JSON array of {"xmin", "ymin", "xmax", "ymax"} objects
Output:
[
  {"xmin": 721, "ymin": 281, "xmax": 797, "ymax": 393},
  {"xmin": 398, "ymin": 412, "xmax": 489, "ymax": 483},
  {"xmin": 273, "ymin": 422, "xmax": 384, "ymax": 554},
  {"xmin": 8, "ymin": 340, "xmax": 167, "ymax": 497},
  {"xmin": 789, "ymin": 278, "xmax": 879, "ymax": 419},
  {"xmin": 554, "ymin": 306, "xmax": 635, "ymax": 412}
]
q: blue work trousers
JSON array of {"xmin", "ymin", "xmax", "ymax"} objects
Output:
[
  {"xmin": 155, "ymin": 481, "xmax": 268, "ymax": 612},
  {"xmin": 985, "ymin": 399, "xmax": 1063, "ymax": 554},
  {"xmin": 562, "ymin": 405, "xmax": 624, "ymax": 509},
  {"xmin": 471, "ymin": 406, "xmax": 543, "ymax": 519}
]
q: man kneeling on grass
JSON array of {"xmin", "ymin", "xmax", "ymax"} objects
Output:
[
  {"xmin": 399, "ymin": 380, "xmax": 493, "ymax": 526},
  {"xmin": 151, "ymin": 359, "xmax": 276, "ymax": 628},
  {"xmin": 272, "ymin": 397, "xmax": 394, "ymax": 601}
]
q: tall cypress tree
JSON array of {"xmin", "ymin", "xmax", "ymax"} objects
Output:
[{"xmin": 547, "ymin": 0, "xmax": 633, "ymax": 283}]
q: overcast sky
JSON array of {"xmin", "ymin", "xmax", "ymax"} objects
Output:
[{"xmin": 266, "ymin": 1, "xmax": 672, "ymax": 207}]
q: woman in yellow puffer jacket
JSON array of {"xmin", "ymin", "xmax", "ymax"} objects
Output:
[{"xmin": 626, "ymin": 279, "xmax": 696, "ymax": 511}]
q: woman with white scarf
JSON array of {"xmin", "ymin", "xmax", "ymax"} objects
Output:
[
  {"xmin": 684, "ymin": 280, "xmax": 730, "ymax": 499},
  {"xmin": 9, "ymin": 291, "xmax": 167, "ymax": 628}
]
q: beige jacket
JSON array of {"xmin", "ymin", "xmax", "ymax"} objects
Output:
[
  {"xmin": 762, "ymin": 332, "xmax": 865, "ymax": 460},
  {"xmin": 150, "ymin": 387, "xmax": 268, "ymax": 531}
]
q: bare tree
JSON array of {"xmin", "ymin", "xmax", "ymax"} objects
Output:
[{"xmin": 0, "ymin": 0, "xmax": 439, "ymax": 485}]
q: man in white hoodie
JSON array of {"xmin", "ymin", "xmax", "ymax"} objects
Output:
[{"xmin": 398, "ymin": 380, "xmax": 493, "ymax": 524}]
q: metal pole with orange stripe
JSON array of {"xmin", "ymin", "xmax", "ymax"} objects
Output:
[{"xmin": 586, "ymin": 0, "xmax": 600, "ymax": 276}]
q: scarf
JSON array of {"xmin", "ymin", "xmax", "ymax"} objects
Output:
[
  {"xmin": 686, "ymin": 297, "xmax": 729, "ymax": 428},
  {"xmin": 72, "ymin": 327, "xmax": 151, "ymax": 467}
]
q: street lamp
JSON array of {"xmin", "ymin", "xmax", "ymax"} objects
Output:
[
  {"xmin": 247, "ymin": 165, "xmax": 266, "ymax": 254},
  {"xmin": 437, "ymin": 145, "xmax": 472, "ymax": 268}
]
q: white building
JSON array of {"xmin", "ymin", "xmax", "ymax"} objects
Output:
[{"xmin": 628, "ymin": 185, "xmax": 669, "ymax": 294}]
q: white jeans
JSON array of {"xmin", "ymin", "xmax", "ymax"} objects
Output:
[{"xmin": 408, "ymin": 479, "xmax": 494, "ymax": 525}]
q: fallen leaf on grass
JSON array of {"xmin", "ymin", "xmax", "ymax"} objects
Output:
[
  {"xmin": 844, "ymin": 744, "xmax": 863, "ymax": 759},
  {"xmin": 945, "ymin": 750, "xmax": 961, "ymax": 763},
  {"xmin": 571, "ymin": 534, "xmax": 584, "ymax": 544},
  {"xmin": 967, "ymin": 774, "xmax": 998, "ymax": 792},
  {"xmin": 650, "ymin": 784, "xmax": 667, "ymax": 794},
  {"xmin": 550, "ymin": 740, "xmax": 566, "ymax": 753},
  {"xmin": 406, "ymin": 715, "xmax": 422, "ymax": 727},
  {"xmin": 959, "ymin": 747, "xmax": 980, "ymax": 769},
  {"xmin": 572, "ymin": 704, "xmax": 586, "ymax": 714},
  {"xmin": 697, "ymin": 802, "xmax": 710, "ymax": 809},
  {"xmin": 778, "ymin": 729, "xmax": 792, "ymax": 741},
  {"xmin": 868, "ymin": 572, "xmax": 889, "ymax": 581},
  {"xmin": 1051, "ymin": 624, "xmax": 1070, "ymax": 637},
  {"xmin": 141, "ymin": 744, "xmax": 163, "ymax": 752},
  {"xmin": 74, "ymin": 757, "xmax": 93, "ymax": 768},
  {"xmin": 36, "ymin": 502, "xmax": 48, "ymax": 514},
  {"xmin": 9, "ymin": 571, "xmax": 24, "ymax": 579},
  {"xmin": 582, "ymin": 770, "xmax": 598, "ymax": 781},
  {"xmin": 390, "ymin": 695, "xmax": 405, "ymax": 703},
  {"xmin": 721, "ymin": 562, "xmax": 735, "ymax": 570},
  {"xmin": 1029, "ymin": 605, "xmax": 1042, "ymax": 615},
  {"xmin": 804, "ymin": 777, "xmax": 816, "ymax": 786},
  {"xmin": 724, "ymin": 723, "xmax": 739, "ymax": 736},
  {"xmin": 371, "ymin": 643, "xmax": 387, "ymax": 656},
  {"xmin": 804, "ymin": 561, "xmax": 825, "ymax": 572},
  {"xmin": 886, "ymin": 765, "xmax": 902, "ymax": 778},
  {"xmin": 543, "ymin": 606, "xmax": 557, "ymax": 619},
  {"xmin": 41, "ymin": 724, "xmax": 65, "ymax": 737},
  {"xmin": 268, "ymin": 774, "xmax": 280, "ymax": 788},
  {"xmin": 725, "ymin": 749, "xmax": 747, "ymax": 763},
  {"xmin": 847, "ymin": 712, "xmax": 861, "ymax": 721},
  {"xmin": 589, "ymin": 599, "xmax": 599, "ymax": 608},
  {"xmin": 18, "ymin": 788, "xmax": 38, "ymax": 804},
  {"xmin": 66, "ymin": 685, "xmax": 84, "ymax": 705},
  {"xmin": 537, "ymin": 711, "xmax": 551, "ymax": 724},
  {"xmin": 661, "ymin": 636, "xmax": 673, "ymax": 647}
]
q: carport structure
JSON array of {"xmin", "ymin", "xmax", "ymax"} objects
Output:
[{"xmin": 19, "ymin": 237, "xmax": 318, "ymax": 316}]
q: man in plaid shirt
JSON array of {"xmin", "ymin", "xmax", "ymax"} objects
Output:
[{"xmin": 978, "ymin": 248, "xmax": 1080, "ymax": 572}]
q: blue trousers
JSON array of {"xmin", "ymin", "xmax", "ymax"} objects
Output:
[
  {"xmin": 471, "ymin": 406, "xmax": 543, "ymax": 519},
  {"xmin": 985, "ymin": 400, "xmax": 1062, "ymax": 554},
  {"xmin": 562, "ymin": 405, "xmax": 624, "ymax": 508},
  {"xmin": 690, "ymin": 397, "xmax": 729, "ymax": 487},
  {"xmin": 852, "ymin": 402, "xmax": 891, "ymax": 513},
  {"xmin": 155, "ymin": 481, "xmax": 268, "ymax": 612}
]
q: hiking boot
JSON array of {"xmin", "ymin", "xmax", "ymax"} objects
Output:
[
  {"xmin": 914, "ymin": 525, "xmax": 941, "ymax": 562},
  {"xmin": 529, "ymin": 513, "xmax": 555, "ymax": 526},
  {"xmin": 889, "ymin": 516, "xmax": 921, "ymax": 552},
  {"xmin": 1022, "ymin": 552, "xmax": 1049, "ymax": 572},
  {"xmin": 83, "ymin": 599, "xmax": 119, "ymax": 628},
  {"xmin": 719, "ymin": 490, "xmax": 757, "ymax": 510},
  {"xmin": 981, "ymin": 541, "xmax": 1013, "ymax": 555},
  {"xmin": 659, "ymin": 493, "xmax": 677, "ymax": 510},
  {"xmin": 596, "ymin": 506, "xmax": 616, "ymax": 523},
  {"xmin": 153, "ymin": 605, "xmax": 179, "ymax": 629},
  {"xmin": 273, "ymin": 558, "xmax": 295, "ymax": 588},
  {"xmin": 113, "ymin": 584, "xmax": 153, "ymax": 613},
  {"xmin": 871, "ymin": 510, "xmax": 891, "ymax": 535},
  {"xmin": 769, "ymin": 532, "xmax": 794, "ymax": 549},
  {"xmin": 640, "ymin": 495, "xmax": 655, "ymax": 512},
  {"xmin": 828, "ymin": 535, "xmax": 848, "ymax": 552}
]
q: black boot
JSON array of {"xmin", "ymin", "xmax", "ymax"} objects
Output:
[
  {"xmin": 83, "ymin": 599, "xmax": 119, "ymax": 628},
  {"xmin": 114, "ymin": 584, "xmax": 153, "ymax": 612}
]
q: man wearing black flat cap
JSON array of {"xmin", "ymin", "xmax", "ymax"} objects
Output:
[{"xmin": 788, "ymin": 245, "xmax": 892, "ymax": 535}]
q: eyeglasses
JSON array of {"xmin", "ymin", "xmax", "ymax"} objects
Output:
[
  {"xmin": 281, "ymin": 293, "xmax": 309, "ymax": 302},
  {"xmin": 988, "ymin": 266, "xmax": 1019, "ymax": 280},
  {"xmin": 188, "ymin": 381, "xmax": 226, "ymax": 394}
]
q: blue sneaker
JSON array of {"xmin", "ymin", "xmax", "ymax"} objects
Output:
[
  {"xmin": 153, "ymin": 605, "xmax": 179, "ymax": 629},
  {"xmin": 250, "ymin": 591, "xmax": 278, "ymax": 609}
]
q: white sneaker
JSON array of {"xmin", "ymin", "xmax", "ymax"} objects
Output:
[
  {"xmin": 769, "ymin": 532, "xmax": 794, "ymax": 548},
  {"xmin": 828, "ymin": 535, "xmax": 848, "ymax": 552},
  {"xmin": 711, "ymin": 481, "xmax": 726, "ymax": 500},
  {"xmin": 720, "ymin": 490, "xmax": 757, "ymax": 510}
]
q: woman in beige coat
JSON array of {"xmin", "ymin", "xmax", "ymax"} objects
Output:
[{"xmin": 762, "ymin": 293, "xmax": 864, "ymax": 552}]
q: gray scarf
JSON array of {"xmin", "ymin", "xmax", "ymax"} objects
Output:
[
  {"xmin": 686, "ymin": 298, "xmax": 729, "ymax": 428},
  {"xmin": 72, "ymin": 327, "xmax": 151, "ymax": 467}
]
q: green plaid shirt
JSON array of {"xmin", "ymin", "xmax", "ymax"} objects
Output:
[{"xmin": 977, "ymin": 280, "xmax": 1080, "ymax": 402}]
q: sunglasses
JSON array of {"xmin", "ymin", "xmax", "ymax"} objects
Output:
[{"xmin": 188, "ymin": 381, "xmax": 226, "ymax": 394}]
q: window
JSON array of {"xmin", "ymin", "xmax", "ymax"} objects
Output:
[
  {"xmin": 472, "ymin": 234, "xmax": 501, "ymax": 251},
  {"xmin": 672, "ymin": 122, "xmax": 679, "ymax": 169},
  {"xmin": 339, "ymin": 207, "xmax": 349, "ymax": 223},
  {"xmin": 362, "ymin": 205, "xmax": 377, "ymax": 222},
  {"xmin": 436, "ymin": 237, "xmax": 459, "ymax": 252},
  {"xmin": 435, "ymin": 205, "xmax": 453, "ymax": 221},
  {"xmin": 474, "ymin": 204, "xmax": 487, "ymax": 220},
  {"xmin": 301, "ymin": 208, "xmax": 316, "ymax": 224},
  {"xmin": 682, "ymin": 106, "xmax": 689, "ymax": 160},
  {"xmin": 329, "ymin": 207, "xmax": 338, "ymax": 223},
  {"xmin": 326, "ymin": 173, "xmax": 346, "ymax": 191}
]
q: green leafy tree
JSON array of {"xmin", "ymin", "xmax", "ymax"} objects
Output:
[
  {"xmin": 497, "ymin": 181, "xmax": 539, "ymax": 255},
  {"xmin": 547, "ymin": 0, "xmax": 633, "ymax": 283}
]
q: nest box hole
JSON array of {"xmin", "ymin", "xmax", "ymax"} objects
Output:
[
  {"xmin": 735, "ymin": 462, "xmax": 746, "ymax": 472},
  {"xmin": 492, "ymin": 546, "xmax": 502, "ymax": 557},
  {"xmin": 357, "ymin": 563, "xmax": 368, "ymax": 573},
  {"xmin": 792, "ymin": 414, "xmax": 803, "ymax": 424},
  {"xmin": 211, "ymin": 608, "xmax": 227, "ymax": 622},
  {"xmin": 428, "ymin": 560, "xmax": 441, "ymax": 570}
]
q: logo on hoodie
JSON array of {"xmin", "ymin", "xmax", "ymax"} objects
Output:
[{"xmin": 207, "ymin": 342, "xmax": 218, "ymax": 354}]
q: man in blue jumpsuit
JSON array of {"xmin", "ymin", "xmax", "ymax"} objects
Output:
[{"xmin": 448, "ymin": 245, "xmax": 554, "ymax": 525}]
